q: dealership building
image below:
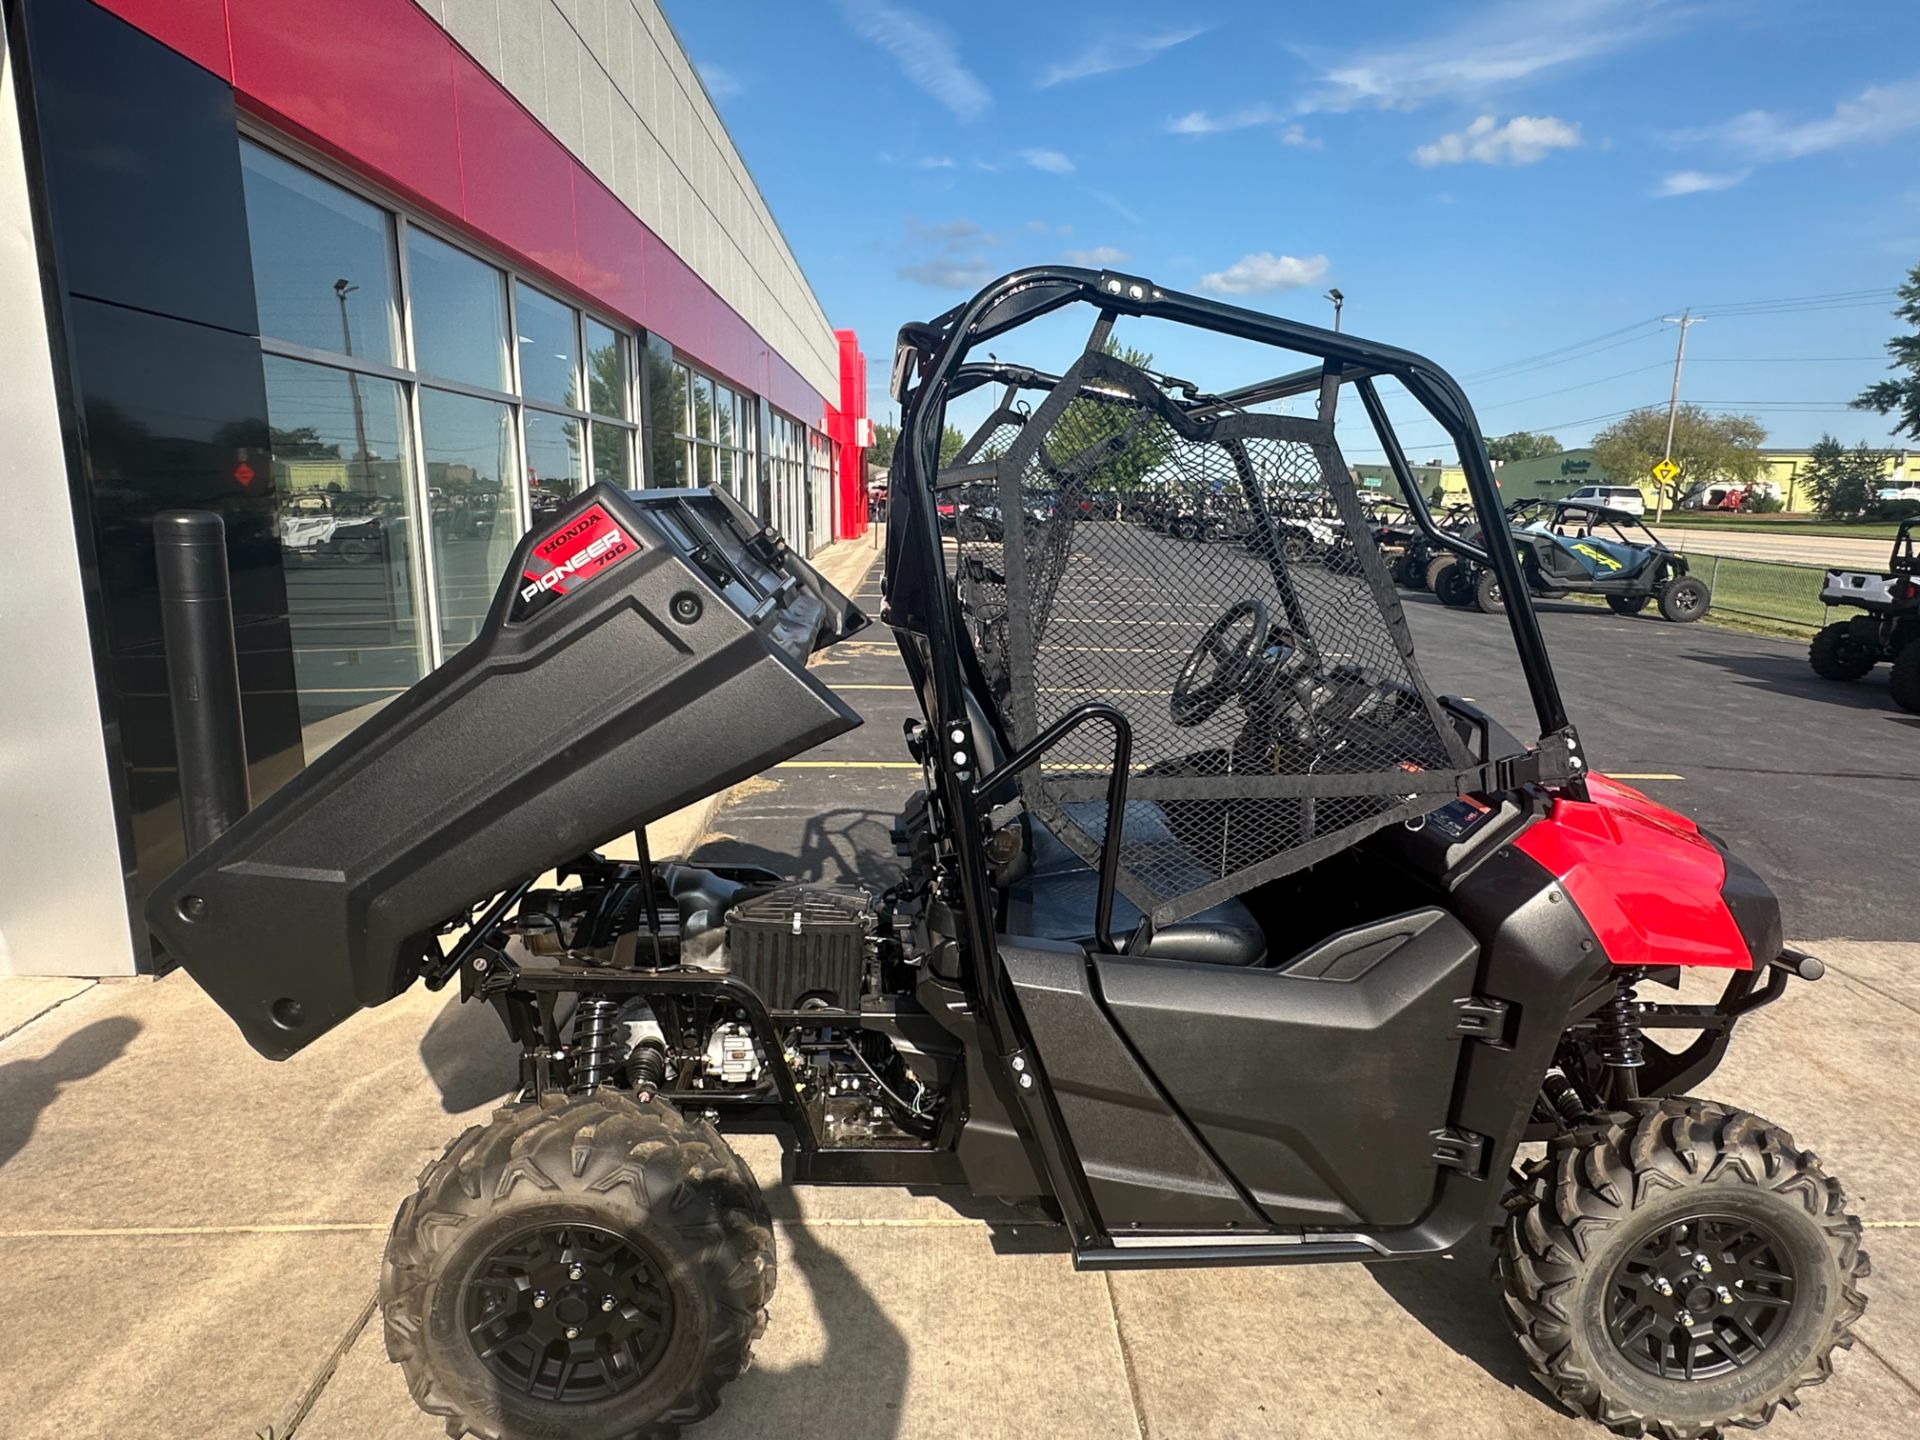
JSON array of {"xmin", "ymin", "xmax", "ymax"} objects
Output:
[{"xmin": 1, "ymin": 0, "xmax": 869, "ymax": 977}]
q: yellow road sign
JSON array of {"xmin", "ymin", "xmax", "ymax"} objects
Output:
[{"xmin": 1651, "ymin": 458, "xmax": 1680, "ymax": 484}]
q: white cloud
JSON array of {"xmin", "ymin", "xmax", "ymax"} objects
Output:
[
  {"xmin": 1413, "ymin": 114, "xmax": 1581, "ymax": 166},
  {"xmin": 1651, "ymin": 168, "xmax": 1751, "ymax": 197},
  {"xmin": 696, "ymin": 63, "xmax": 742, "ymax": 101},
  {"xmin": 1063, "ymin": 246, "xmax": 1130, "ymax": 266},
  {"xmin": 898, "ymin": 218, "xmax": 999, "ymax": 289},
  {"xmin": 1170, "ymin": 103, "xmax": 1281, "ymax": 135},
  {"xmin": 1083, "ymin": 187, "xmax": 1143, "ymax": 225},
  {"xmin": 1197, "ymin": 252, "xmax": 1330, "ymax": 296},
  {"xmin": 837, "ymin": 0, "xmax": 989, "ymax": 121},
  {"xmin": 1170, "ymin": 106, "xmax": 1322, "ymax": 148},
  {"xmin": 1678, "ymin": 74, "xmax": 1920, "ymax": 161},
  {"xmin": 914, "ymin": 155, "xmax": 957, "ymax": 169},
  {"xmin": 1021, "ymin": 148, "xmax": 1075, "ymax": 175},
  {"xmin": 1302, "ymin": 0, "xmax": 1677, "ymax": 113},
  {"xmin": 1041, "ymin": 25, "xmax": 1208, "ymax": 86},
  {"xmin": 898, "ymin": 258, "xmax": 996, "ymax": 288}
]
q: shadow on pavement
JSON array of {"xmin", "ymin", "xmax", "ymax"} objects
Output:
[
  {"xmin": 0, "ymin": 1016, "xmax": 141, "ymax": 1171},
  {"xmin": 709, "ymin": 1219, "xmax": 908, "ymax": 1439},
  {"xmin": 693, "ymin": 805, "xmax": 905, "ymax": 892},
  {"xmin": 1366, "ymin": 1254, "xmax": 1556, "ymax": 1404},
  {"xmin": 419, "ymin": 988, "xmax": 527, "ymax": 1112},
  {"xmin": 1683, "ymin": 650, "xmax": 1903, "ymax": 714}
]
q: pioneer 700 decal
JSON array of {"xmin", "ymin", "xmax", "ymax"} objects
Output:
[{"xmin": 510, "ymin": 502, "xmax": 641, "ymax": 621}]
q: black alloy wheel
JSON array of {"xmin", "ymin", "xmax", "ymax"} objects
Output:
[
  {"xmin": 1659, "ymin": 575, "xmax": 1711, "ymax": 622},
  {"xmin": 462, "ymin": 1222, "xmax": 676, "ymax": 1403},
  {"xmin": 1606, "ymin": 1213, "xmax": 1795, "ymax": 1382}
]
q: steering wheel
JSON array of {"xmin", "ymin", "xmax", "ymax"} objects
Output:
[{"xmin": 1171, "ymin": 599, "xmax": 1271, "ymax": 726}]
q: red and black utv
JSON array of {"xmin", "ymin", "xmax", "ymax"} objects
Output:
[{"xmin": 147, "ymin": 267, "xmax": 1865, "ymax": 1440}]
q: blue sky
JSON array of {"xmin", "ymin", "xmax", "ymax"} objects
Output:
[{"xmin": 665, "ymin": 0, "xmax": 1920, "ymax": 462}]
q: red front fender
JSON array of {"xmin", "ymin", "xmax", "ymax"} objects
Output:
[{"xmin": 1514, "ymin": 774, "xmax": 1755, "ymax": 970}]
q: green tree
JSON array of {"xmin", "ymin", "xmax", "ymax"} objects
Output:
[
  {"xmin": 1484, "ymin": 430, "xmax": 1562, "ymax": 463},
  {"xmin": 867, "ymin": 420, "xmax": 964, "ymax": 470},
  {"xmin": 1590, "ymin": 404, "xmax": 1766, "ymax": 509},
  {"xmin": 1053, "ymin": 340, "xmax": 1175, "ymax": 493},
  {"xmin": 1854, "ymin": 261, "xmax": 1920, "ymax": 441},
  {"xmin": 1801, "ymin": 435, "xmax": 1888, "ymax": 518}
]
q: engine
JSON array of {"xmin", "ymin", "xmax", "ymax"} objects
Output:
[{"xmin": 498, "ymin": 865, "xmax": 940, "ymax": 1143}]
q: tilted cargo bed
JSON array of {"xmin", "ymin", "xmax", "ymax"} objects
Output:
[{"xmin": 146, "ymin": 485, "xmax": 867, "ymax": 1058}]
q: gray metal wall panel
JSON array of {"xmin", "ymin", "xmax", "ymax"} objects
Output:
[
  {"xmin": 0, "ymin": 31, "xmax": 139, "ymax": 977},
  {"xmin": 433, "ymin": 0, "xmax": 841, "ymax": 402}
]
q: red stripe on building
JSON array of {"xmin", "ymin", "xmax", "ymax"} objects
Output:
[{"xmin": 88, "ymin": 0, "xmax": 858, "ymax": 445}]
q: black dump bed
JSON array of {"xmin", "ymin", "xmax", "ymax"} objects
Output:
[{"xmin": 146, "ymin": 485, "xmax": 866, "ymax": 1059}]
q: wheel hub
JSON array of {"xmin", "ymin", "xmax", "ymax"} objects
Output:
[
  {"xmin": 1607, "ymin": 1213, "xmax": 1796, "ymax": 1381},
  {"xmin": 462, "ymin": 1222, "xmax": 675, "ymax": 1402}
]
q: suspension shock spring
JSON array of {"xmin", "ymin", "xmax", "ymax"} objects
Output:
[
  {"xmin": 570, "ymin": 996, "xmax": 626, "ymax": 1092},
  {"xmin": 1596, "ymin": 969, "xmax": 1646, "ymax": 1100}
]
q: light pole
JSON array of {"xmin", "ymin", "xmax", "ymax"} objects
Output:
[
  {"xmin": 334, "ymin": 278, "xmax": 371, "ymax": 493},
  {"xmin": 1326, "ymin": 287, "xmax": 1345, "ymax": 333}
]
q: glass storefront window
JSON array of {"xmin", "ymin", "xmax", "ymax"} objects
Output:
[
  {"xmin": 692, "ymin": 372, "xmax": 715, "ymax": 442},
  {"xmin": 590, "ymin": 422, "xmax": 631, "ymax": 489},
  {"xmin": 515, "ymin": 282, "xmax": 580, "ymax": 410},
  {"xmin": 525, "ymin": 409, "xmax": 585, "ymax": 519},
  {"xmin": 242, "ymin": 143, "xmax": 400, "ymax": 365},
  {"xmin": 407, "ymin": 229, "xmax": 510, "ymax": 390},
  {"xmin": 420, "ymin": 388, "xmax": 518, "ymax": 652},
  {"xmin": 647, "ymin": 343, "xmax": 688, "ymax": 486},
  {"xmin": 263, "ymin": 354, "xmax": 427, "ymax": 739},
  {"xmin": 586, "ymin": 319, "xmax": 627, "ymax": 419}
]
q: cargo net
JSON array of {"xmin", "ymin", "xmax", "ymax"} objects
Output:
[{"xmin": 956, "ymin": 347, "xmax": 1475, "ymax": 926}]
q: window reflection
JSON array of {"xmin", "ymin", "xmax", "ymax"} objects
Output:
[
  {"xmin": 525, "ymin": 409, "xmax": 584, "ymax": 520},
  {"xmin": 421, "ymin": 388, "xmax": 518, "ymax": 652},
  {"xmin": 647, "ymin": 344, "xmax": 687, "ymax": 485},
  {"xmin": 692, "ymin": 372, "xmax": 714, "ymax": 441},
  {"xmin": 586, "ymin": 319, "xmax": 627, "ymax": 418},
  {"xmin": 590, "ymin": 422, "xmax": 631, "ymax": 489},
  {"xmin": 242, "ymin": 144, "xmax": 400, "ymax": 365},
  {"xmin": 516, "ymin": 282, "xmax": 580, "ymax": 409},
  {"xmin": 262, "ymin": 354, "xmax": 427, "ymax": 741},
  {"xmin": 407, "ymin": 229, "xmax": 510, "ymax": 390}
]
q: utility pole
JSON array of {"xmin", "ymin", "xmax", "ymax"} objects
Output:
[
  {"xmin": 1326, "ymin": 287, "xmax": 1345, "ymax": 333},
  {"xmin": 334, "ymin": 278, "xmax": 371, "ymax": 493},
  {"xmin": 1656, "ymin": 310, "xmax": 1702, "ymax": 521}
]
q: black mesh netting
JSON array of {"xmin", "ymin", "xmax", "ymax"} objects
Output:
[{"xmin": 954, "ymin": 347, "xmax": 1475, "ymax": 926}]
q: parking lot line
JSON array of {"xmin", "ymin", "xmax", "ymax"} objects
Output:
[
  {"xmin": 775, "ymin": 761, "xmax": 920, "ymax": 769},
  {"xmin": 1608, "ymin": 772, "xmax": 1684, "ymax": 781}
]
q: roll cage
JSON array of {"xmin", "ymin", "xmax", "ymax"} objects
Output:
[{"xmin": 883, "ymin": 268, "xmax": 1594, "ymax": 1255}]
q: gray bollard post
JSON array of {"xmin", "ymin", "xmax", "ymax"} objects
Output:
[{"xmin": 154, "ymin": 510, "xmax": 251, "ymax": 854}]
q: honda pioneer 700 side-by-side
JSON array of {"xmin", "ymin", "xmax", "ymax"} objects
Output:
[{"xmin": 148, "ymin": 267, "xmax": 1867, "ymax": 1440}]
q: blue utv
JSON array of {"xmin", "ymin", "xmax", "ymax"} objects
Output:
[{"xmin": 1434, "ymin": 498, "xmax": 1712, "ymax": 622}]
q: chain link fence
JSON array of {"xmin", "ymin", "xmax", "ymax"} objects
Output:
[{"xmin": 1695, "ymin": 553, "xmax": 1829, "ymax": 633}]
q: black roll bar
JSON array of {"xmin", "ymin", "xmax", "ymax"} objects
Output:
[{"xmin": 972, "ymin": 702, "xmax": 1133, "ymax": 955}]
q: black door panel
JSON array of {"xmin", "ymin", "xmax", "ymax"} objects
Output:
[{"xmin": 1098, "ymin": 910, "xmax": 1480, "ymax": 1227}]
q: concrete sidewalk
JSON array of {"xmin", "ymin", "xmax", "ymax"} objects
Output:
[{"xmin": 2, "ymin": 525, "xmax": 1915, "ymax": 1440}]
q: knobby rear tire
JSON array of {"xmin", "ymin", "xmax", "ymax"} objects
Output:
[
  {"xmin": 381, "ymin": 1092, "xmax": 775, "ymax": 1440},
  {"xmin": 1888, "ymin": 640, "xmax": 1920, "ymax": 713},
  {"xmin": 1807, "ymin": 623, "xmax": 1877, "ymax": 682}
]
